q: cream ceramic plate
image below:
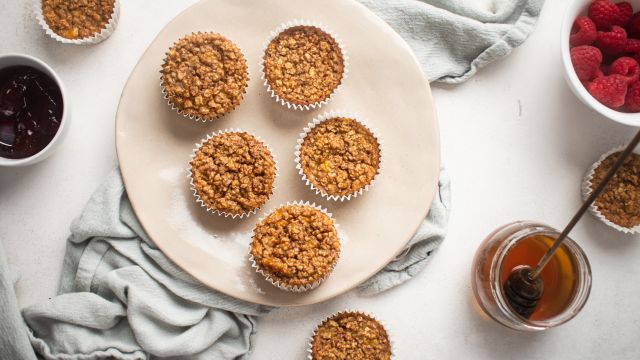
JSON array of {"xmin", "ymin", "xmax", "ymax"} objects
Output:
[{"xmin": 116, "ymin": 0, "xmax": 440, "ymax": 306}]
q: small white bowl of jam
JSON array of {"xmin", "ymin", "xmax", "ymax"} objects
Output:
[{"xmin": 0, "ymin": 53, "xmax": 69, "ymax": 166}]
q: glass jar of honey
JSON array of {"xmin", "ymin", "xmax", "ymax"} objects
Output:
[{"xmin": 471, "ymin": 221, "xmax": 592, "ymax": 331}]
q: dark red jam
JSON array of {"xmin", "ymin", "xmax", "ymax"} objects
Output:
[{"xmin": 0, "ymin": 65, "xmax": 63, "ymax": 159}]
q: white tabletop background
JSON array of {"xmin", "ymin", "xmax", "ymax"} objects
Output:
[{"xmin": 1, "ymin": 0, "xmax": 639, "ymax": 358}]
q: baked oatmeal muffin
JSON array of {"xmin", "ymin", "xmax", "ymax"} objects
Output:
[
  {"xmin": 262, "ymin": 24, "xmax": 345, "ymax": 108},
  {"xmin": 588, "ymin": 151, "xmax": 640, "ymax": 229},
  {"xmin": 298, "ymin": 116, "xmax": 381, "ymax": 199},
  {"xmin": 189, "ymin": 131, "xmax": 276, "ymax": 217},
  {"xmin": 250, "ymin": 203, "xmax": 340, "ymax": 290},
  {"xmin": 162, "ymin": 32, "xmax": 249, "ymax": 120},
  {"xmin": 41, "ymin": 0, "xmax": 117, "ymax": 40},
  {"xmin": 310, "ymin": 311, "xmax": 392, "ymax": 360}
]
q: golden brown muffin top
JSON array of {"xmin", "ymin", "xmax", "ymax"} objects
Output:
[
  {"xmin": 263, "ymin": 25, "xmax": 344, "ymax": 105},
  {"xmin": 251, "ymin": 205, "xmax": 340, "ymax": 287},
  {"xmin": 300, "ymin": 117, "xmax": 380, "ymax": 197},
  {"xmin": 592, "ymin": 152, "xmax": 640, "ymax": 228},
  {"xmin": 42, "ymin": 0, "xmax": 115, "ymax": 39},
  {"xmin": 162, "ymin": 32, "xmax": 248, "ymax": 120},
  {"xmin": 190, "ymin": 132, "xmax": 275, "ymax": 216},
  {"xmin": 312, "ymin": 312, "xmax": 391, "ymax": 360}
]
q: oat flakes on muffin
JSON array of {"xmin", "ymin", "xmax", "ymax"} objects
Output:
[
  {"xmin": 263, "ymin": 25, "xmax": 344, "ymax": 106},
  {"xmin": 299, "ymin": 117, "xmax": 381, "ymax": 198},
  {"xmin": 311, "ymin": 311, "xmax": 391, "ymax": 360},
  {"xmin": 591, "ymin": 151, "xmax": 640, "ymax": 228},
  {"xmin": 250, "ymin": 204, "xmax": 340, "ymax": 290},
  {"xmin": 162, "ymin": 32, "xmax": 248, "ymax": 120},
  {"xmin": 41, "ymin": 0, "xmax": 116, "ymax": 39},
  {"xmin": 190, "ymin": 131, "xmax": 275, "ymax": 217}
]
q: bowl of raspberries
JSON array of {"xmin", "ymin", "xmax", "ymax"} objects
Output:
[{"xmin": 563, "ymin": 0, "xmax": 640, "ymax": 126}]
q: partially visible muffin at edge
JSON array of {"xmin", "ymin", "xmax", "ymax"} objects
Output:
[
  {"xmin": 42, "ymin": 0, "xmax": 116, "ymax": 39},
  {"xmin": 591, "ymin": 151, "xmax": 640, "ymax": 228},
  {"xmin": 311, "ymin": 311, "xmax": 391, "ymax": 360}
]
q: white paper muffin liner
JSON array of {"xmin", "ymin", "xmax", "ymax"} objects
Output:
[
  {"xmin": 249, "ymin": 201, "xmax": 341, "ymax": 292},
  {"xmin": 188, "ymin": 129, "xmax": 277, "ymax": 219},
  {"xmin": 307, "ymin": 310, "xmax": 394, "ymax": 360},
  {"xmin": 259, "ymin": 19, "xmax": 349, "ymax": 111},
  {"xmin": 582, "ymin": 145, "xmax": 640, "ymax": 234},
  {"xmin": 35, "ymin": 0, "xmax": 120, "ymax": 45},
  {"xmin": 161, "ymin": 32, "xmax": 249, "ymax": 122},
  {"xmin": 295, "ymin": 110, "xmax": 384, "ymax": 201}
]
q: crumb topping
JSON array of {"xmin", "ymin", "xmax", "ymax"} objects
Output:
[
  {"xmin": 592, "ymin": 152, "xmax": 640, "ymax": 228},
  {"xmin": 263, "ymin": 25, "xmax": 344, "ymax": 105},
  {"xmin": 190, "ymin": 132, "xmax": 275, "ymax": 215},
  {"xmin": 42, "ymin": 0, "xmax": 115, "ymax": 39},
  {"xmin": 251, "ymin": 205, "xmax": 340, "ymax": 287},
  {"xmin": 312, "ymin": 312, "xmax": 391, "ymax": 360},
  {"xmin": 162, "ymin": 32, "xmax": 248, "ymax": 120},
  {"xmin": 300, "ymin": 117, "xmax": 380, "ymax": 197}
]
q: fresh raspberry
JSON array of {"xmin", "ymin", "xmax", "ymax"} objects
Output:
[
  {"xmin": 589, "ymin": 0, "xmax": 622, "ymax": 30},
  {"xmin": 571, "ymin": 45, "xmax": 603, "ymax": 81},
  {"xmin": 625, "ymin": 38, "xmax": 640, "ymax": 63},
  {"xmin": 626, "ymin": 38, "xmax": 640, "ymax": 53},
  {"xmin": 596, "ymin": 25, "xmax": 628, "ymax": 54},
  {"xmin": 583, "ymin": 68, "xmax": 606, "ymax": 88},
  {"xmin": 610, "ymin": 56, "xmax": 640, "ymax": 82},
  {"xmin": 625, "ymin": 81, "xmax": 640, "ymax": 111},
  {"xmin": 588, "ymin": 74, "xmax": 629, "ymax": 108},
  {"xmin": 627, "ymin": 12, "xmax": 640, "ymax": 38},
  {"xmin": 616, "ymin": 2, "xmax": 634, "ymax": 27},
  {"xmin": 571, "ymin": 16, "xmax": 598, "ymax": 46}
]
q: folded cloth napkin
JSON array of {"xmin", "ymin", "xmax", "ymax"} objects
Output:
[
  {"xmin": 360, "ymin": 0, "xmax": 544, "ymax": 83},
  {"xmin": 0, "ymin": 0, "xmax": 544, "ymax": 359},
  {"xmin": 0, "ymin": 244, "xmax": 37, "ymax": 360},
  {"xmin": 21, "ymin": 171, "xmax": 271, "ymax": 360}
]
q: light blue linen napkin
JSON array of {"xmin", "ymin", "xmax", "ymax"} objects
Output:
[
  {"xmin": 23, "ymin": 171, "xmax": 272, "ymax": 360},
  {"xmin": 1, "ymin": 0, "xmax": 544, "ymax": 359},
  {"xmin": 360, "ymin": 0, "xmax": 544, "ymax": 83}
]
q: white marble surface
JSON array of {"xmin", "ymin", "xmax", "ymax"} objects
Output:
[{"xmin": 1, "ymin": 0, "xmax": 639, "ymax": 358}]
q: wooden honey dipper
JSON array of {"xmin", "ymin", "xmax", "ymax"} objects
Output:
[{"xmin": 504, "ymin": 128, "xmax": 640, "ymax": 318}]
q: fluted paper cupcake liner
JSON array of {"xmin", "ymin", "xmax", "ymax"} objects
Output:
[
  {"xmin": 295, "ymin": 110, "xmax": 384, "ymax": 201},
  {"xmin": 307, "ymin": 310, "xmax": 394, "ymax": 360},
  {"xmin": 161, "ymin": 32, "xmax": 249, "ymax": 122},
  {"xmin": 582, "ymin": 145, "xmax": 640, "ymax": 234},
  {"xmin": 249, "ymin": 201, "xmax": 341, "ymax": 292},
  {"xmin": 188, "ymin": 129, "xmax": 277, "ymax": 219},
  {"xmin": 35, "ymin": 0, "xmax": 120, "ymax": 45},
  {"xmin": 259, "ymin": 19, "xmax": 349, "ymax": 111}
]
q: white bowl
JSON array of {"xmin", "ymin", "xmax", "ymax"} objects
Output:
[
  {"xmin": 0, "ymin": 54, "xmax": 70, "ymax": 167},
  {"xmin": 561, "ymin": 0, "xmax": 640, "ymax": 127}
]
